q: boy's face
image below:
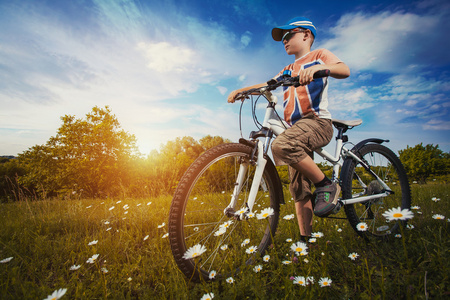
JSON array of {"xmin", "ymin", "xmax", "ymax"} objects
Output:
[{"xmin": 282, "ymin": 28, "xmax": 311, "ymax": 55}]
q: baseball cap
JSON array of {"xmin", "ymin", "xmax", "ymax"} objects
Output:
[{"xmin": 272, "ymin": 17, "xmax": 317, "ymax": 41}]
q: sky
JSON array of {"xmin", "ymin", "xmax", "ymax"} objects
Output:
[{"xmin": 1, "ymin": 0, "xmax": 449, "ymax": 158}]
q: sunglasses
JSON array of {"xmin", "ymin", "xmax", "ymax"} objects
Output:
[{"xmin": 282, "ymin": 28, "xmax": 306, "ymax": 42}]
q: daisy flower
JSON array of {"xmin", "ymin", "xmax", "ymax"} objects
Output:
[
  {"xmin": 395, "ymin": 234, "xmax": 402, "ymax": 238},
  {"xmin": 162, "ymin": 233, "xmax": 169, "ymax": 238},
  {"xmin": 283, "ymin": 214, "xmax": 295, "ymax": 220},
  {"xmin": 88, "ymin": 240, "xmax": 98, "ymax": 246},
  {"xmin": 432, "ymin": 214, "xmax": 445, "ymax": 220},
  {"xmin": 286, "ymin": 238, "xmax": 293, "ymax": 243},
  {"xmin": 290, "ymin": 241, "xmax": 308, "ymax": 255},
  {"xmin": 337, "ymin": 228, "xmax": 343, "ymax": 232},
  {"xmin": 157, "ymin": 222, "xmax": 166, "ymax": 228},
  {"xmin": 308, "ymin": 238, "xmax": 317, "ymax": 243},
  {"xmin": 0, "ymin": 257, "xmax": 13, "ymax": 263},
  {"xmin": 348, "ymin": 252, "xmax": 359, "ymax": 260},
  {"xmin": 246, "ymin": 246, "xmax": 258, "ymax": 254},
  {"xmin": 253, "ymin": 265, "xmax": 262, "ymax": 273},
  {"xmin": 226, "ymin": 277, "xmax": 234, "ymax": 284},
  {"xmin": 214, "ymin": 228, "xmax": 226, "ymax": 236},
  {"xmin": 257, "ymin": 207, "xmax": 274, "ymax": 219},
  {"xmin": 382, "ymin": 207, "xmax": 414, "ymax": 222},
  {"xmin": 143, "ymin": 235, "xmax": 149, "ymax": 241},
  {"xmin": 127, "ymin": 277, "xmax": 132, "ymax": 282},
  {"xmin": 411, "ymin": 206, "xmax": 420, "ymax": 210},
  {"xmin": 282, "ymin": 260, "xmax": 292, "ymax": 265},
  {"xmin": 293, "ymin": 276, "xmax": 306, "ymax": 286},
  {"xmin": 246, "ymin": 212, "xmax": 255, "ymax": 218},
  {"xmin": 356, "ymin": 222, "xmax": 368, "ymax": 231},
  {"xmin": 183, "ymin": 244, "xmax": 207, "ymax": 260},
  {"xmin": 200, "ymin": 292, "xmax": 214, "ymax": 300},
  {"xmin": 69, "ymin": 264, "xmax": 81, "ymax": 271},
  {"xmin": 311, "ymin": 232, "xmax": 324, "ymax": 238},
  {"xmin": 109, "ymin": 206, "xmax": 115, "ymax": 211},
  {"xmin": 303, "ymin": 258, "xmax": 309, "ymax": 263},
  {"xmin": 241, "ymin": 238, "xmax": 250, "ymax": 247},
  {"xmin": 43, "ymin": 288, "xmax": 67, "ymax": 300},
  {"xmin": 101, "ymin": 267, "xmax": 108, "ymax": 273},
  {"xmin": 219, "ymin": 220, "xmax": 233, "ymax": 230},
  {"xmin": 123, "ymin": 204, "xmax": 129, "ymax": 210},
  {"xmin": 87, "ymin": 254, "xmax": 99, "ymax": 264},
  {"xmin": 209, "ymin": 270, "xmax": 216, "ymax": 279},
  {"xmin": 116, "ymin": 200, "xmax": 122, "ymax": 204},
  {"xmin": 147, "ymin": 202, "xmax": 152, "ymax": 205},
  {"xmin": 235, "ymin": 207, "xmax": 249, "ymax": 220},
  {"xmin": 306, "ymin": 276, "xmax": 314, "ymax": 285},
  {"xmin": 406, "ymin": 224, "xmax": 414, "ymax": 229},
  {"xmin": 431, "ymin": 197, "xmax": 440, "ymax": 202},
  {"xmin": 263, "ymin": 255, "xmax": 270, "ymax": 262},
  {"xmin": 220, "ymin": 244, "xmax": 228, "ymax": 251},
  {"xmin": 319, "ymin": 277, "xmax": 332, "ymax": 287}
]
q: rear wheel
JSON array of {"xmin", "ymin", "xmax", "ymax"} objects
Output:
[
  {"xmin": 341, "ymin": 143, "xmax": 411, "ymax": 239},
  {"xmin": 169, "ymin": 143, "xmax": 281, "ymax": 281}
]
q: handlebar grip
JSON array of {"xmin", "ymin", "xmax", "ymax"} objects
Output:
[{"xmin": 313, "ymin": 69, "xmax": 330, "ymax": 79}]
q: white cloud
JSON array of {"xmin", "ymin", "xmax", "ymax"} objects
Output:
[{"xmin": 321, "ymin": 10, "xmax": 449, "ymax": 73}]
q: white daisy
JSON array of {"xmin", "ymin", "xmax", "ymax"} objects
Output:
[
  {"xmin": 253, "ymin": 265, "xmax": 262, "ymax": 273},
  {"xmin": 382, "ymin": 207, "xmax": 414, "ymax": 222},
  {"xmin": 235, "ymin": 207, "xmax": 249, "ymax": 220},
  {"xmin": 303, "ymin": 258, "xmax": 309, "ymax": 263},
  {"xmin": 293, "ymin": 276, "xmax": 306, "ymax": 286},
  {"xmin": 306, "ymin": 276, "xmax": 314, "ymax": 285},
  {"xmin": 0, "ymin": 257, "xmax": 13, "ymax": 263},
  {"xmin": 406, "ymin": 224, "xmax": 415, "ymax": 229},
  {"xmin": 69, "ymin": 264, "xmax": 81, "ymax": 270},
  {"xmin": 432, "ymin": 214, "xmax": 445, "ymax": 220},
  {"xmin": 219, "ymin": 220, "xmax": 233, "ymax": 230},
  {"xmin": 290, "ymin": 241, "xmax": 308, "ymax": 255},
  {"xmin": 246, "ymin": 246, "xmax": 258, "ymax": 254},
  {"xmin": 431, "ymin": 197, "xmax": 440, "ymax": 202},
  {"xmin": 282, "ymin": 260, "xmax": 292, "ymax": 265},
  {"xmin": 283, "ymin": 214, "xmax": 295, "ymax": 220},
  {"xmin": 88, "ymin": 240, "xmax": 98, "ymax": 246},
  {"xmin": 241, "ymin": 238, "xmax": 250, "ymax": 247},
  {"xmin": 220, "ymin": 244, "xmax": 228, "ymax": 251},
  {"xmin": 157, "ymin": 222, "xmax": 166, "ymax": 228},
  {"xmin": 246, "ymin": 212, "xmax": 255, "ymax": 218},
  {"xmin": 286, "ymin": 238, "xmax": 292, "ymax": 243},
  {"xmin": 101, "ymin": 267, "xmax": 108, "ymax": 273},
  {"xmin": 143, "ymin": 235, "xmax": 149, "ymax": 241},
  {"xmin": 200, "ymin": 292, "xmax": 214, "ymax": 300},
  {"xmin": 356, "ymin": 222, "xmax": 368, "ymax": 231},
  {"xmin": 395, "ymin": 234, "xmax": 402, "ymax": 238},
  {"xmin": 348, "ymin": 252, "xmax": 359, "ymax": 260},
  {"xmin": 319, "ymin": 277, "xmax": 332, "ymax": 287},
  {"xmin": 308, "ymin": 238, "xmax": 317, "ymax": 243},
  {"xmin": 263, "ymin": 255, "xmax": 270, "ymax": 262},
  {"xmin": 162, "ymin": 233, "xmax": 169, "ymax": 238},
  {"xmin": 86, "ymin": 254, "xmax": 99, "ymax": 264},
  {"xmin": 411, "ymin": 206, "xmax": 420, "ymax": 210},
  {"xmin": 43, "ymin": 288, "xmax": 67, "ymax": 300},
  {"xmin": 256, "ymin": 207, "xmax": 274, "ymax": 219},
  {"xmin": 214, "ymin": 228, "xmax": 226, "ymax": 236},
  {"xmin": 109, "ymin": 206, "xmax": 115, "ymax": 211},
  {"xmin": 311, "ymin": 232, "xmax": 324, "ymax": 238},
  {"xmin": 182, "ymin": 244, "xmax": 207, "ymax": 260},
  {"xmin": 337, "ymin": 228, "xmax": 343, "ymax": 232},
  {"xmin": 209, "ymin": 270, "xmax": 216, "ymax": 279},
  {"xmin": 226, "ymin": 277, "xmax": 234, "ymax": 284}
]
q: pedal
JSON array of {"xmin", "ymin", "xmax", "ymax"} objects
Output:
[{"xmin": 331, "ymin": 201, "xmax": 342, "ymax": 214}]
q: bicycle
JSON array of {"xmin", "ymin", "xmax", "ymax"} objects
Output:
[{"xmin": 168, "ymin": 70, "xmax": 411, "ymax": 281}]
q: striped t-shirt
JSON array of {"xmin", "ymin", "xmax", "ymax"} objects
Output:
[{"xmin": 275, "ymin": 49, "xmax": 342, "ymax": 126}]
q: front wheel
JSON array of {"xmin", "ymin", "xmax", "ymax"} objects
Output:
[
  {"xmin": 341, "ymin": 143, "xmax": 411, "ymax": 239},
  {"xmin": 169, "ymin": 143, "xmax": 281, "ymax": 281}
]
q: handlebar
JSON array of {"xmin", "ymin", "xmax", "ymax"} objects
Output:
[{"xmin": 236, "ymin": 69, "xmax": 330, "ymax": 100}]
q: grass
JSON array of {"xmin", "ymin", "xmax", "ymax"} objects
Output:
[{"xmin": 0, "ymin": 183, "xmax": 449, "ymax": 299}]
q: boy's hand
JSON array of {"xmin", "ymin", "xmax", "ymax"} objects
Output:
[
  {"xmin": 227, "ymin": 89, "xmax": 241, "ymax": 103},
  {"xmin": 298, "ymin": 65, "xmax": 323, "ymax": 86}
]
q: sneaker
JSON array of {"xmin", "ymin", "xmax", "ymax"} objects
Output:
[{"xmin": 313, "ymin": 183, "xmax": 341, "ymax": 217}]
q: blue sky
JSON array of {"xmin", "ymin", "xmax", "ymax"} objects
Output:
[{"xmin": 1, "ymin": 0, "xmax": 449, "ymax": 157}]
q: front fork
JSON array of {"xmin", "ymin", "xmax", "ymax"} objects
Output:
[{"xmin": 224, "ymin": 138, "xmax": 269, "ymax": 216}]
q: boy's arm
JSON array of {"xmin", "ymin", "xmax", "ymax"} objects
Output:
[
  {"xmin": 298, "ymin": 62, "xmax": 350, "ymax": 86},
  {"xmin": 227, "ymin": 82, "xmax": 268, "ymax": 103}
]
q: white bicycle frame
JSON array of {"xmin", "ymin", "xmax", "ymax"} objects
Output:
[{"xmin": 227, "ymin": 89, "xmax": 392, "ymax": 214}]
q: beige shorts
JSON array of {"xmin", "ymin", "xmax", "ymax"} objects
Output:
[{"xmin": 271, "ymin": 113, "xmax": 333, "ymax": 202}]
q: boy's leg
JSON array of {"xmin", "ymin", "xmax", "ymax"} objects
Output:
[
  {"xmin": 295, "ymin": 197, "xmax": 313, "ymax": 237},
  {"xmin": 289, "ymin": 166, "xmax": 313, "ymax": 237}
]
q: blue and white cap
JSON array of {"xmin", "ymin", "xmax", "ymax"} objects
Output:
[{"xmin": 272, "ymin": 17, "xmax": 317, "ymax": 41}]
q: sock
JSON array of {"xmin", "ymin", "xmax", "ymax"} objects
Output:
[{"xmin": 314, "ymin": 176, "xmax": 332, "ymax": 188}]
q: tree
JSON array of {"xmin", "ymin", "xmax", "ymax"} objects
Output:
[
  {"xmin": 399, "ymin": 143, "xmax": 449, "ymax": 183},
  {"xmin": 18, "ymin": 106, "xmax": 140, "ymax": 198}
]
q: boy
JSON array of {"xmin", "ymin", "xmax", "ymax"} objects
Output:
[{"xmin": 227, "ymin": 17, "xmax": 350, "ymax": 241}]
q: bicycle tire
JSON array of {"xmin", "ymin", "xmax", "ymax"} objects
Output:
[
  {"xmin": 169, "ymin": 143, "xmax": 281, "ymax": 281},
  {"xmin": 341, "ymin": 143, "xmax": 411, "ymax": 239}
]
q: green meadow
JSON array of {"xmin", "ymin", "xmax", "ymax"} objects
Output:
[{"xmin": 0, "ymin": 183, "xmax": 448, "ymax": 299}]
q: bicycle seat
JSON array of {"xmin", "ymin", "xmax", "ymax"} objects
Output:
[{"xmin": 332, "ymin": 119, "xmax": 362, "ymax": 130}]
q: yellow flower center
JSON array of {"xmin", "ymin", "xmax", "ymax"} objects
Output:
[
  {"xmin": 193, "ymin": 252, "xmax": 198, "ymax": 257},
  {"xmin": 393, "ymin": 213, "xmax": 403, "ymax": 218},
  {"xmin": 296, "ymin": 247, "xmax": 302, "ymax": 252},
  {"xmin": 323, "ymin": 282, "xmax": 329, "ymax": 285},
  {"xmin": 263, "ymin": 213, "xmax": 268, "ymax": 218}
]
